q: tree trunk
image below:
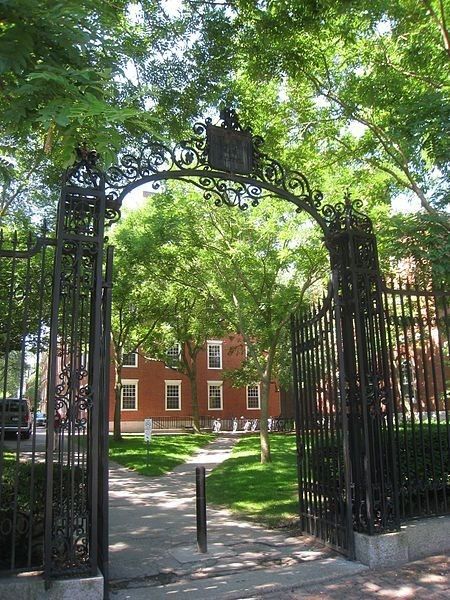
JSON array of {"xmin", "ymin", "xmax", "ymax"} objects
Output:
[
  {"xmin": 259, "ymin": 377, "xmax": 272, "ymax": 463},
  {"xmin": 113, "ymin": 360, "xmax": 123, "ymax": 442}
]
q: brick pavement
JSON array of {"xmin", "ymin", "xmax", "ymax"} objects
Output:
[{"xmin": 280, "ymin": 554, "xmax": 449, "ymax": 599}]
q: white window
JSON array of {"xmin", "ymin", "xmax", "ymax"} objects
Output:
[
  {"xmin": 247, "ymin": 384, "xmax": 260, "ymax": 409},
  {"xmin": 165, "ymin": 380, "xmax": 182, "ymax": 411},
  {"xmin": 166, "ymin": 343, "xmax": 181, "ymax": 368},
  {"xmin": 123, "ymin": 352, "xmax": 138, "ymax": 367},
  {"xmin": 208, "ymin": 381, "xmax": 223, "ymax": 410},
  {"xmin": 121, "ymin": 380, "xmax": 138, "ymax": 411},
  {"xmin": 207, "ymin": 341, "xmax": 222, "ymax": 369}
]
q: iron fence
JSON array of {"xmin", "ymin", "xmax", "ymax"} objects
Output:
[
  {"xmin": 383, "ymin": 277, "xmax": 449, "ymax": 520},
  {"xmin": 0, "ymin": 228, "xmax": 54, "ymax": 573},
  {"xmin": 148, "ymin": 415, "xmax": 295, "ymax": 432}
]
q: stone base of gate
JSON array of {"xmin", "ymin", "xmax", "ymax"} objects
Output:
[
  {"xmin": 0, "ymin": 571, "xmax": 103, "ymax": 599},
  {"xmin": 355, "ymin": 515, "xmax": 450, "ymax": 568}
]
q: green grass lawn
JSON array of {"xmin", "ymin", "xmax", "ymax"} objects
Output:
[
  {"xmin": 109, "ymin": 433, "xmax": 215, "ymax": 476},
  {"xmin": 206, "ymin": 434, "xmax": 299, "ymax": 528}
]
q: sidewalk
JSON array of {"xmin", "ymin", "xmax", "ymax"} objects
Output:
[{"xmin": 108, "ymin": 435, "xmax": 449, "ymax": 599}]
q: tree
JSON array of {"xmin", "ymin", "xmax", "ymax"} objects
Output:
[
  {"xmin": 0, "ymin": 1, "xmax": 171, "ymax": 156},
  {"xmin": 115, "ymin": 184, "xmax": 328, "ymax": 462},
  {"xmin": 112, "ymin": 188, "xmax": 227, "ymax": 433},
  {"xmin": 181, "ymin": 0, "xmax": 449, "ymax": 231},
  {"xmin": 109, "ymin": 232, "xmax": 165, "ymax": 441},
  {"xmin": 0, "ymin": 350, "xmax": 25, "ymax": 398},
  {"xmin": 198, "ymin": 201, "xmax": 328, "ymax": 463},
  {"xmin": 0, "ymin": 0, "xmax": 206, "ymax": 225}
]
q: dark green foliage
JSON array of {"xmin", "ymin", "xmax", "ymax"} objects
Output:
[
  {"xmin": 0, "ymin": 454, "xmax": 85, "ymax": 569},
  {"xmin": 397, "ymin": 423, "xmax": 450, "ymax": 515},
  {"xmin": 308, "ymin": 422, "xmax": 450, "ymax": 517}
]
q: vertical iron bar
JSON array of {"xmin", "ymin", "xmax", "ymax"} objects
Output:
[
  {"xmin": 332, "ymin": 269, "xmax": 355, "ymax": 558},
  {"xmin": 290, "ymin": 314, "xmax": 304, "ymax": 530},
  {"xmin": 399, "ymin": 280, "xmax": 421, "ymax": 516},
  {"xmin": 44, "ymin": 184, "xmax": 66, "ymax": 584},
  {"xmin": 412, "ymin": 284, "xmax": 432, "ymax": 514},
  {"xmin": 305, "ymin": 305, "xmax": 318, "ymax": 537},
  {"xmin": 434, "ymin": 289, "xmax": 450, "ymax": 513},
  {"xmin": 18, "ymin": 234, "xmax": 34, "ymax": 568},
  {"xmin": 423, "ymin": 288, "xmax": 444, "ymax": 514},
  {"xmin": 99, "ymin": 245, "xmax": 114, "ymax": 597},
  {"xmin": 325, "ymin": 293, "xmax": 341, "ymax": 547},
  {"xmin": 298, "ymin": 313, "xmax": 309, "ymax": 533},
  {"xmin": 417, "ymin": 287, "xmax": 438, "ymax": 510},
  {"xmin": 298, "ymin": 310, "xmax": 311, "ymax": 533},
  {"xmin": 388, "ymin": 280, "xmax": 410, "ymax": 517},
  {"xmin": 312, "ymin": 301, "xmax": 325, "ymax": 542},
  {"xmin": 88, "ymin": 182, "xmax": 107, "ymax": 576},
  {"xmin": 317, "ymin": 296, "xmax": 331, "ymax": 544}
]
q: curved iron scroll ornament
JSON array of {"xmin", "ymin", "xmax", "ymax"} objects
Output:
[
  {"xmin": 323, "ymin": 192, "xmax": 373, "ymax": 236},
  {"xmin": 65, "ymin": 108, "xmax": 374, "ymax": 238},
  {"xmin": 103, "ymin": 107, "xmax": 325, "ymax": 215}
]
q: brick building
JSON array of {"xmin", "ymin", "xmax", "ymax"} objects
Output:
[{"xmin": 108, "ymin": 336, "xmax": 281, "ymax": 432}]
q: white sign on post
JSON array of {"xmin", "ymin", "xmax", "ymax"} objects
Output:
[{"xmin": 144, "ymin": 418, "xmax": 153, "ymax": 442}]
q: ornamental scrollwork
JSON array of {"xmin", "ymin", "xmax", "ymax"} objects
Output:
[
  {"xmin": 102, "ymin": 108, "xmax": 326, "ymax": 218},
  {"xmin": 67, "ymin": 109, "xmax": 375, "ymax": 239},
  {"xmin": 322, "ymin": 192, "xmax": 373, "ymax": 235},
  {"xmin": 65, "ymin": 144, "xmax": 102, "ymax": 189}
]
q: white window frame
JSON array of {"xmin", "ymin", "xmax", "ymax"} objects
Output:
[
  {"xmin": 246, "ymin": 384, "xmax": 261, "ymax": 410},
  {"xmin": 122, "ymin": 352, "xmax": 138, "ymax": 367},
  {"xmin": 207, "ymin": 340, "xmax": 223, "ymax": 369},
  {"xmin": 165, "ymin": 380, "xmax": 182, "ymax": 411},
  {"xmin": 207, "ymin": 381, "xmax": 223, "ymax": 410},
  {"xmin": 121, "ymin": 379, "xmax": 139, "ymax": 411},
  {"xmin": 166, "ymin": 343, "xmax": 181, "ymax": 368}
]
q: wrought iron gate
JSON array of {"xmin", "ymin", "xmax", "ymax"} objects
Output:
[
  {"xmin": 2, "ymin": 107, "xmax": 448, "ymax": 590},
  {"xmin": 0, "ymin": 227, "xmax": 54, "ymax": 572},
  {"xmin": 291, "ymin": 285, "xmax": 354, "ymax": 555},
  {"xmin": 0, "ymin": 152, "xmax": 113, "ymax": 587},
  {"xmin": 292, "ymin": 267, "xmax": 450, "ymax": 555}
]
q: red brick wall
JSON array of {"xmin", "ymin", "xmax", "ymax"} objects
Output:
[{"xmin": 108, "ymin": 335, "xmax": 281, "ymax": 428}]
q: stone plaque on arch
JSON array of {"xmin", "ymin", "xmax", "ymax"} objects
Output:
[{"xmin": 207, "ymin": 124, "xmax": 253, "ymax": 174}]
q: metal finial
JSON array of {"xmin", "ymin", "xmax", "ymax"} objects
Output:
[
  {"xmin": 75, "ymin": 142, "xmax": 99, "ymax": 167},
  {"xmin": 343, "ymin": 189, "xmax": 352, "ymax": 207},
  {"xmin": 219, "ymin": 106, "xmax": 241, "ymax": 130}
]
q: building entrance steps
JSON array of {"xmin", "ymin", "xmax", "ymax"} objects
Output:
[{"xmin": 109, "ymin": 434, "xmax": 368, "ymax": 598}]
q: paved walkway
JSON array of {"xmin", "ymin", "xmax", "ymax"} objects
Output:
[{"xmin": 109, "ymin": 434, "xmax": 449, "ymax": 599}]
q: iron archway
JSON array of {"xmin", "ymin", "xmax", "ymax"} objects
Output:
[
  {"xmin": 69, "ymin": 106, "xmax": 373, "ymax": 242},
  {"xmin": 47, "ymin": 107, "xmax": 397, "ymax": 585}
]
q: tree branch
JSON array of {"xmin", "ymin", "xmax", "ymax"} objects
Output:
[{"xmin": 421, "ymin": 0, "xmax": 450, "ymax": 57}]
